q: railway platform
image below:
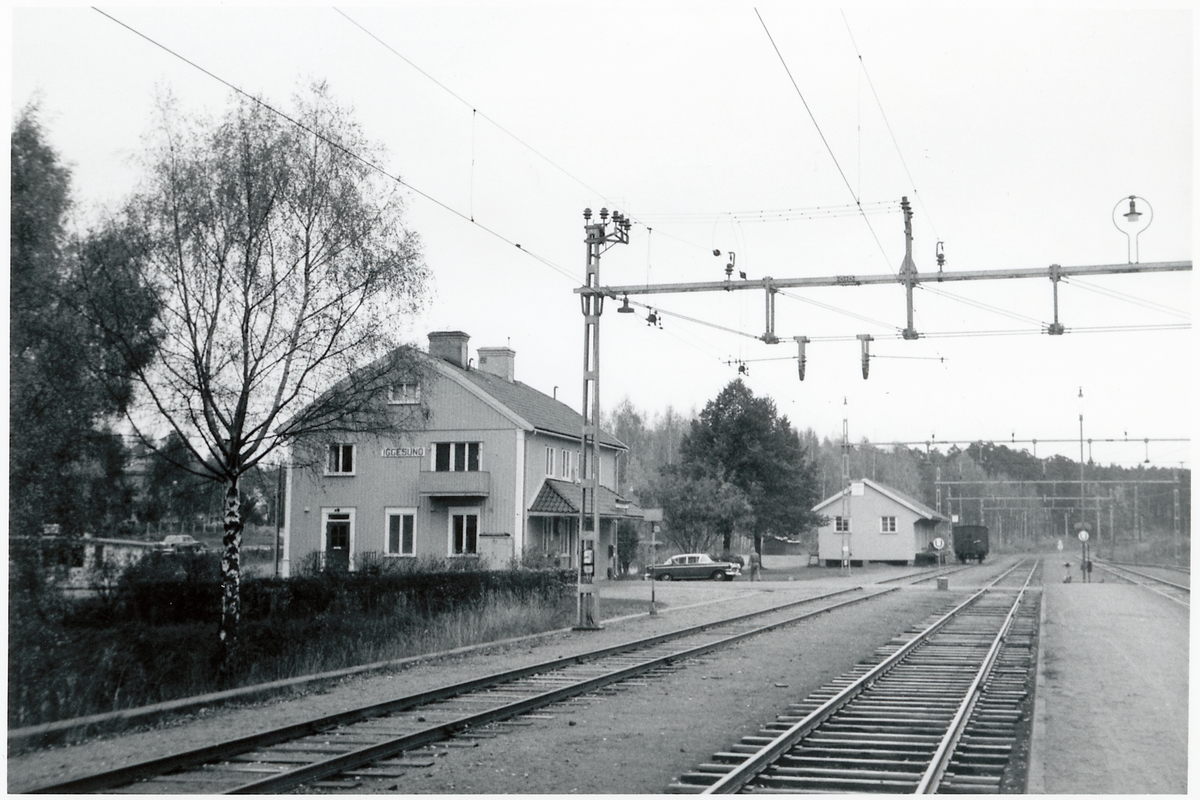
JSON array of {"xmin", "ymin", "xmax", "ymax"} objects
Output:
[{"xmin": 1028, "ymin": 580, "xmax": 1189, "ymax": 794}]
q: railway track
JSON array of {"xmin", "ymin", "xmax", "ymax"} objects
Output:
[
  {"xmin": 672, "ymin": 559, "xmax": 1041, "ymax": 794},
  {"xmin": 29, "ymin": 584, "xmax": 911, "ymax": 794},
  {"xmin": 1096, "ymin": 562, "xmax": 1190, "ymax": 607}
]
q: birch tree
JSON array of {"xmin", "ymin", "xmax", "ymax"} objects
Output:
[{"xmin": 76, "ymin": 84, "xmax": 429, "ymax": 663}]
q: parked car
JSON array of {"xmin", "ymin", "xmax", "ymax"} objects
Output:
[
  {"xmin": 644, "ymin": 553, "xmax": 742, "ymax": 581},
  {"xmin": 161, "ymin": 534, "xmax": 206, "ymax": 552}
]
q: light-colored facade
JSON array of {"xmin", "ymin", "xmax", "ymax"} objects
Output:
[
  {"xmin": 282, "ymin": 331, "xmax": 639, "ymax": 576},
  {"xmin": 814, "ymin": 478, "xmax": 948, "ymax": 566}
]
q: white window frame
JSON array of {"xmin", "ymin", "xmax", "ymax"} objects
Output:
[
  {"xmin": 326, "ymin": 444, "xmax": 356, "ymax": 476},
  {"xmin": 835, "ymin": 516, "xmax": 851, "ymax": 533},
  {"xmin": 880, "ymin": 516, "xmax": 897, "ymax": 534},
  {"xmin": 560, "ymin": 448, "xmax": 573, "ymax": 481},
  {"xmin": 448, "ymin": 506, "xmax": 481, "ymax": 556},
  {"xmin": 388, "ymin": 383, "xmax": 420, "ymax": 405},
  {"xmin": 385, "ymin": 507, "xmax": 417, "ymax": 556},
  {"xmin": 546, "ymin": 446, "xmax": 555, "ymax": 477},
  {"xmin": 433, "ymin": 441, "xmax": 482, "ymax": 472}
]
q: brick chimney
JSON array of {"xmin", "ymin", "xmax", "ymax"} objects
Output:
[
  {"xmin": 477, "ymin": 347, "xmax": 515, "ymax": 382},
  {"xmin": 427, "ymin": 331, "xmax": 470, "ymax": 369}
]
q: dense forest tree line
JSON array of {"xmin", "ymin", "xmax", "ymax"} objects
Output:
[{"xmin": 608, "ymin": 394, "xmax": 1189, "ymax": 563}]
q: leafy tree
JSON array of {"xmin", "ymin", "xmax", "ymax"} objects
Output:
[
  {"xmin": 615, "ymin": 519, "xmax": 640, "ymax": 574},
  {"xmin": 647, "ymin": 469, "xmax": 752, "ymax": 554},
  {"xmin": 72, "ymin": 84, "xmax": 430, "ymax": 663},
  {"xmin": 673, "ymin": 380, "xmax": 823, "ymax": 553},
  {"xmin": 9, "ymin": 105, "xmax": 157, "ymax": 538}
]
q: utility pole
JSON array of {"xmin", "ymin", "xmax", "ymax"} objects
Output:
[
  {"xmin": 841, "ymin": 398, "xmax": 851, "ymax": 576},
  {"xmin": 1173, "ymin": 467, "xmax": 1181, "ymax": 564},
  {"xmin": 1134, "ymin": 484, "xmax": 1140, "ymax": 543},
  {"xmin": 899, "ymin": 196, "xmax": 919, "ymax": 340},
  {"xmin": 1079, "ymin": 387, "xmax": 1086, "ymax": 551},
  {"xmin": 575, "ymin": 207, "xmax": 630, "ymax": 630}
]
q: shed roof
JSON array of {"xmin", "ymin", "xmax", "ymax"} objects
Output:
[{"xmin": 813, "ymin": 477, "xmax": 948, "ymax": 522}]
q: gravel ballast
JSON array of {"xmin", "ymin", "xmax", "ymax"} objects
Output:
[{"xmin": 9, "ymin": 577, "xmax": 961, "ymax": 793}]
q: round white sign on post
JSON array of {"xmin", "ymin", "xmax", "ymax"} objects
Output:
[
  {"xmin": 1078, "ymin": 530, "xmax": 1090, "ymax": 542},
  {"xmin": 933, "ymin": 537, "xmax": 945, "ymax": 550}
]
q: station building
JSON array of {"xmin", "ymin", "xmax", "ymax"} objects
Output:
[
  {"xmin": 282, "ymin": 331, "xmax": 641, "ymax": 577},
  {"xmin": 814, "ymin": 478, "xmax": 949, "ymax": 566}
]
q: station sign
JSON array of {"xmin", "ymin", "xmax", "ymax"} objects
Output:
[
  {"xmin": 381, "ymin": 446, "xmax": 425, "ymax": 458},
  {"xmin": 1078, "ymin": 529, "xmax": 1090, "ymax": 542},
  {"xmin": 933, "ymin": 537, "xmax": 945, "ymax": 550}
]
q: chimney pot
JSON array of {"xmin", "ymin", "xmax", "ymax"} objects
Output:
[
  {"xmin": 477, "ymin": 346, "xmax": 516, "ymax": 382},
  {"xmin": 427, "ymin": 331, "xmax": 470, "ymax": 369}
]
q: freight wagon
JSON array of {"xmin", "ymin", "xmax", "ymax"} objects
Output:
[{"xmin": 952, "ymin": 524, "xmax": 989, "ymax": 564}]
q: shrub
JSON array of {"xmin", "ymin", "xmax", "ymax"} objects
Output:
[{"xmin": 8, "ymin": 561, "xmax": 577, "ymax": 727}]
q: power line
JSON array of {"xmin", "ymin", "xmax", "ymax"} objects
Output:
[
  {"xmin": 92, "ymin": 7, "xmax": 582, "ymax": 284},
  {"xmin": 333, "ymin": 8, "xmax": 615, "ymax": 211},
  {"xmin": 775, "ymin": 288, "xmax": 900, "ymax": 331},
  {"xmin": 641, "ymin": 200, "xmax": 900, "ymax": 224},
  {"xmin": 755, "ymin": 9, "xmax": 894, "ymax": 272},
  {"xmin": 1065, "ymin": 277, "xmax": 1190, "ymax": 319},
  {"xmin": 917, "ymin": 284, "xmax": 1045, "ymax": 326},
  {"xmin": 840, "ymin": 11, "xmax": 941, "ymax": 243}
]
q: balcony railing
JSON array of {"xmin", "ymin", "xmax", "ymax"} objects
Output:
[{"xmin": 417, "ymin": 470, "xmax": 491, "ymax": 498}]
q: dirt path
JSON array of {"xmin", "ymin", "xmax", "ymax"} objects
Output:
[{"xmin": 1029, "ymin": 580, "xmax": 1189, "ymax": 794}]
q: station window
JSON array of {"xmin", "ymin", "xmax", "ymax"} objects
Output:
[
  {"xmin": 880, "ymin": 516, "xmax": 897, "ymax": 533},
  {"xmin": 434, "ymin": 442, "xmax": 481, "ymax": 472},
  {"xmin": 388, "ymin": 383, "xmax": 420, "ymax": 405},
  {"xmin": 546, "ymin": 447, "xmax": 555, "ymax": 477},
  {"xmin": 326, "ymin": 444, "xmax": 355, "ymax": 475},
  {"xmin": 450, "ymin": 511, "xmax": 479, "ymax": 555},
  {"xmin": 386, "ymin": 509, "xmax": 416, "ymax": 556}
]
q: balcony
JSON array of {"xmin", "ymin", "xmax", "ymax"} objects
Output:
[{"xmin": 418, "ymin": 470, "xmax": 491, "ymax": 499}]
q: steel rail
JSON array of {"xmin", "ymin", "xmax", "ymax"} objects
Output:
[
  {"xmin": 699, "ymin": 559, "xmax": 1031, "ymax": 794},
  {"xmin": 875, "ymin": 564, "xmax": 970, "ymax": 585},
  {"xmin": 28, "ymin": 585, "xmax": 886, "ymax": 794},
  {"xmin": 914, "ymin": 561, "xmax": 1039, "ymax": 793},
  {"xmin": 228, "ymin": 587, "xmax": 894, "ymax": 794},
  {"xmin": 1097, "ymin": 563, "xmax": 1190, "ymax": 592},
  {"xmin": 1095, "ymin": 563, "xmax": 1190, "ymax": 608}
]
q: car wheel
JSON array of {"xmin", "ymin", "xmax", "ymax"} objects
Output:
[
  {"xmin": 657, "ymin": 573, "xmax": 672, "ymax": 581},
  {"xmin": 710, "ymin": 571, "xmax": 726, "ymax": 581}
]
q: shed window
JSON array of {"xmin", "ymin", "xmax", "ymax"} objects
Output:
[
  {"xmin": 835, "ymin": 516, "xmax": 850, "ymax": 533},
  {"xmin": 880, "ymin": 516, "xmax": 897, "ymax": 533}
]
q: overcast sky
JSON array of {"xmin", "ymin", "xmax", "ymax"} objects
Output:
[{"xmin": 8, "ymin": 4, "xmax": 1194, "ymax": 468}]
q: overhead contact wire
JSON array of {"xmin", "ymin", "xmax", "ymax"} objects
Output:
[
  {"xmin": 92, "ymin": 7, "xmax": 581, "ymax": 283},
  {"xmin": 755, "ymin": 8, "xmax": 895, "ymax": 273}
]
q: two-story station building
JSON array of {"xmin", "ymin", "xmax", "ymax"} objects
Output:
[
  {"xmin": 281, "ymin": 331, "xmax": 640, "ymax": 576},
  {"xmin": 814, "ymin": 478, "xmax": 949, "ymax": 566}
]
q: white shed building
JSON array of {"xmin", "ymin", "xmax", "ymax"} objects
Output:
[{"xmin": 815, "ymin": 478, "xmax": 949, "ymax": 566}]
